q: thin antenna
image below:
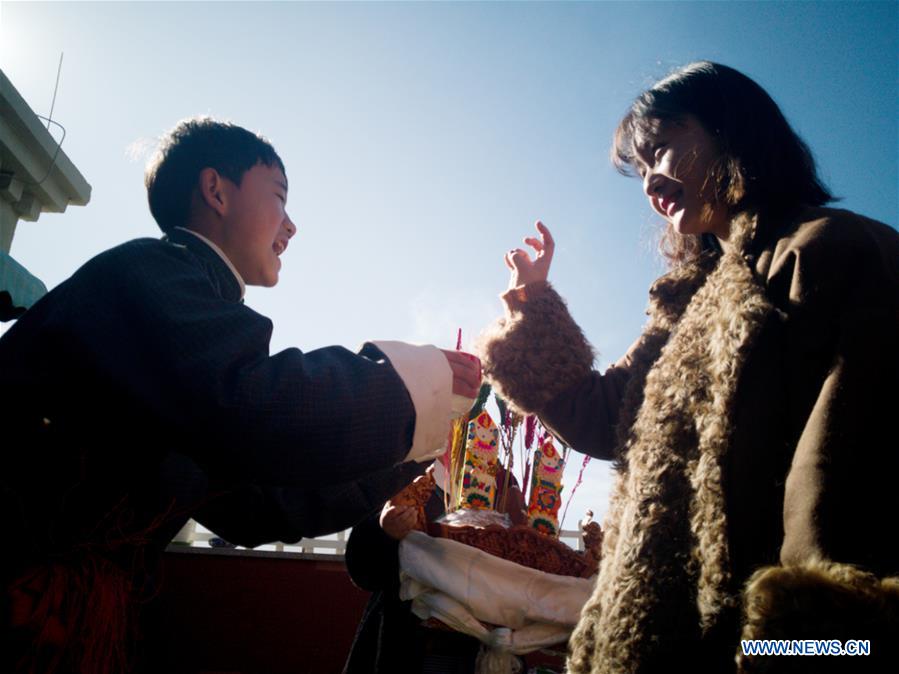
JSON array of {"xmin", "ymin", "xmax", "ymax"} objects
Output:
[{"xmin": 47, "ymin": 52, "xmax": 64, "ymax": 130}]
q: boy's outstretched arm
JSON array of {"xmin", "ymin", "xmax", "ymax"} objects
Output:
[
  {"xmin": 190, "ymin": 461, "xmax": 428, "ymax": 547},
  {"xmin": 43, "ymin": 239, "xmax": 475, "ymax": 488}
]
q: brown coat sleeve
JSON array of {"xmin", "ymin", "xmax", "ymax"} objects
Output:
[{"xmin": 476, "ymin": 281, "xmax": 631, "ymax": 460}]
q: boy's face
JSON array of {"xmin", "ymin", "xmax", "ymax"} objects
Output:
[{"xmin": 219, "ymin": 162, "xmax": 295, "ymax": 287}]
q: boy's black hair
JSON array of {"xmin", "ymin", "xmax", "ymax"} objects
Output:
[{"xmin": 145, "ymin": 117, "xmax": 285, "ymax": 233}]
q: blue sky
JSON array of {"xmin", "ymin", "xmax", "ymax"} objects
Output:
[{"xmin": 2, "ymin": 0, "xmax": 896, "ymax": 528}]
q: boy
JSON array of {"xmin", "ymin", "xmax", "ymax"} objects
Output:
[{"xmin": 0, "ymin": 117, "xmax": 479, "ymax": 671}]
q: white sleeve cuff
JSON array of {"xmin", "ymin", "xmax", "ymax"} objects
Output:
[{"xmin": 370, "ymin": 340, "xmax": 456, "ymax": 463}]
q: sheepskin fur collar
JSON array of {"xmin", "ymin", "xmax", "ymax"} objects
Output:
[{"xmin": 568, "ymin": 213, "xmax": 776, "ymax": 674}]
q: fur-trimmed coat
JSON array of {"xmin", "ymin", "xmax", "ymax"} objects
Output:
[{"xmin": 477, "ymin": 207, "xmax": 899, "ymax": 673}]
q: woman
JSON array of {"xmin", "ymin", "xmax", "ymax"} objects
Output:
[{"xmin": 476, "ymin": 62, "xmax": 899, "ymax": 673}]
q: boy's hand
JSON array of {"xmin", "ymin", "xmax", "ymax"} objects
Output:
[
  {"xmin": 505, "ymin": 220, "xmax": 555, "ymax": 289},
  {"xmin": 441, "ymin": 350, "xmax": 481, "ymax": 399},
  {"xmin": 379, "ymin": 503, "xmax": 420, "ymax": 541}
]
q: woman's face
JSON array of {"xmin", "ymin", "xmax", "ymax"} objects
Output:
[{"xmin": 633, "ymin": 115, "xmax": 731, "ymax": 240}]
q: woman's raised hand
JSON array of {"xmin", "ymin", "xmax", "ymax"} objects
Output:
[{"xmin": 505, "ymin": 221, "xmax": 555, "ymax": 289}]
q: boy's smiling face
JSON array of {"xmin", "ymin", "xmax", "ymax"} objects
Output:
[{"xmin": 218, "ymin": 162, "xmax": 296, "ymax": 287}]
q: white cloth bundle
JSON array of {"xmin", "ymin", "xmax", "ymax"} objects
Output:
[{"xmin": 398, "ymin": 530, "xmax": 595, "ymax": 666}]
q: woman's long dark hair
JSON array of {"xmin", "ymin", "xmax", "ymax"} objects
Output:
[{"xmin": 612, "ymin": 61, "xmax": 834, "ymax": 263}]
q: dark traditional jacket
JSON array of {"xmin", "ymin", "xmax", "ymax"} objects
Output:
[
  {"xmin": 0, "ymin": 229, "xmax": 426, "ymax": 669},
  {"xmin": 477, "ymin": 207, "xmax": 899, "ymax": 674}
]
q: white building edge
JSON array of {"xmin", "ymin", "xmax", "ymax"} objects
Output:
[{"xmin": 0, "ymin": 67, "xmax": 91, "ymax": 320}]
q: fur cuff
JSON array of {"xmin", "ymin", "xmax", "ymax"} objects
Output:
[
  {"xmin": 738, "ymin": 560, "xmax": 899, "ymax": 673},
  {"xmin": 475, "ymin": 282, "xmax": 594, "ymax": 415}
]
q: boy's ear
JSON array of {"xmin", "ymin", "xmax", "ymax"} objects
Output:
[{"xmin": 198, "ymin": 167, "xmax": 228, "ymax": 218}]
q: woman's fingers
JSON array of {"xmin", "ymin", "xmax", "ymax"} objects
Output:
[
  {"xmin": 523, "ymin": 222, "xmax": 553, "ymax": 259},
  {"xmin": 509, "ymin": 248, "xmax": 527, "ymax": 261},
  {"xmin": 507, "ymin": 248, "xmax": 530, "ymax": 269},
  {"xmin": 536, "ymin": 220, "xmax": 554, "ymax": 250},
  {"xmin": 505, "ymin": 249, "xmax": 529, "ymax": 270},
  {"xmin": 504, "ymin": 223, "xmax": 554, "ymax": 288},
  {"xmin": 534, "ymin": 220, "xmax": 553, "ymax": 244},
  {"xmin": 535, "ymin": 221, "xmax": 555, "ymax": 271},
  {"xmin": 524, "ymin": 236, "xmax": 544, "ymax": 253}
]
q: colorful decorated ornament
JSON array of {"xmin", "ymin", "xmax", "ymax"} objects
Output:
[
  {"xmin": 460, "ymin": 411, "xmax": 499, "ymax": 510},
  {"xmin": 527, "ymin": 436, "xmax": 565, "ymax": 536}
]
